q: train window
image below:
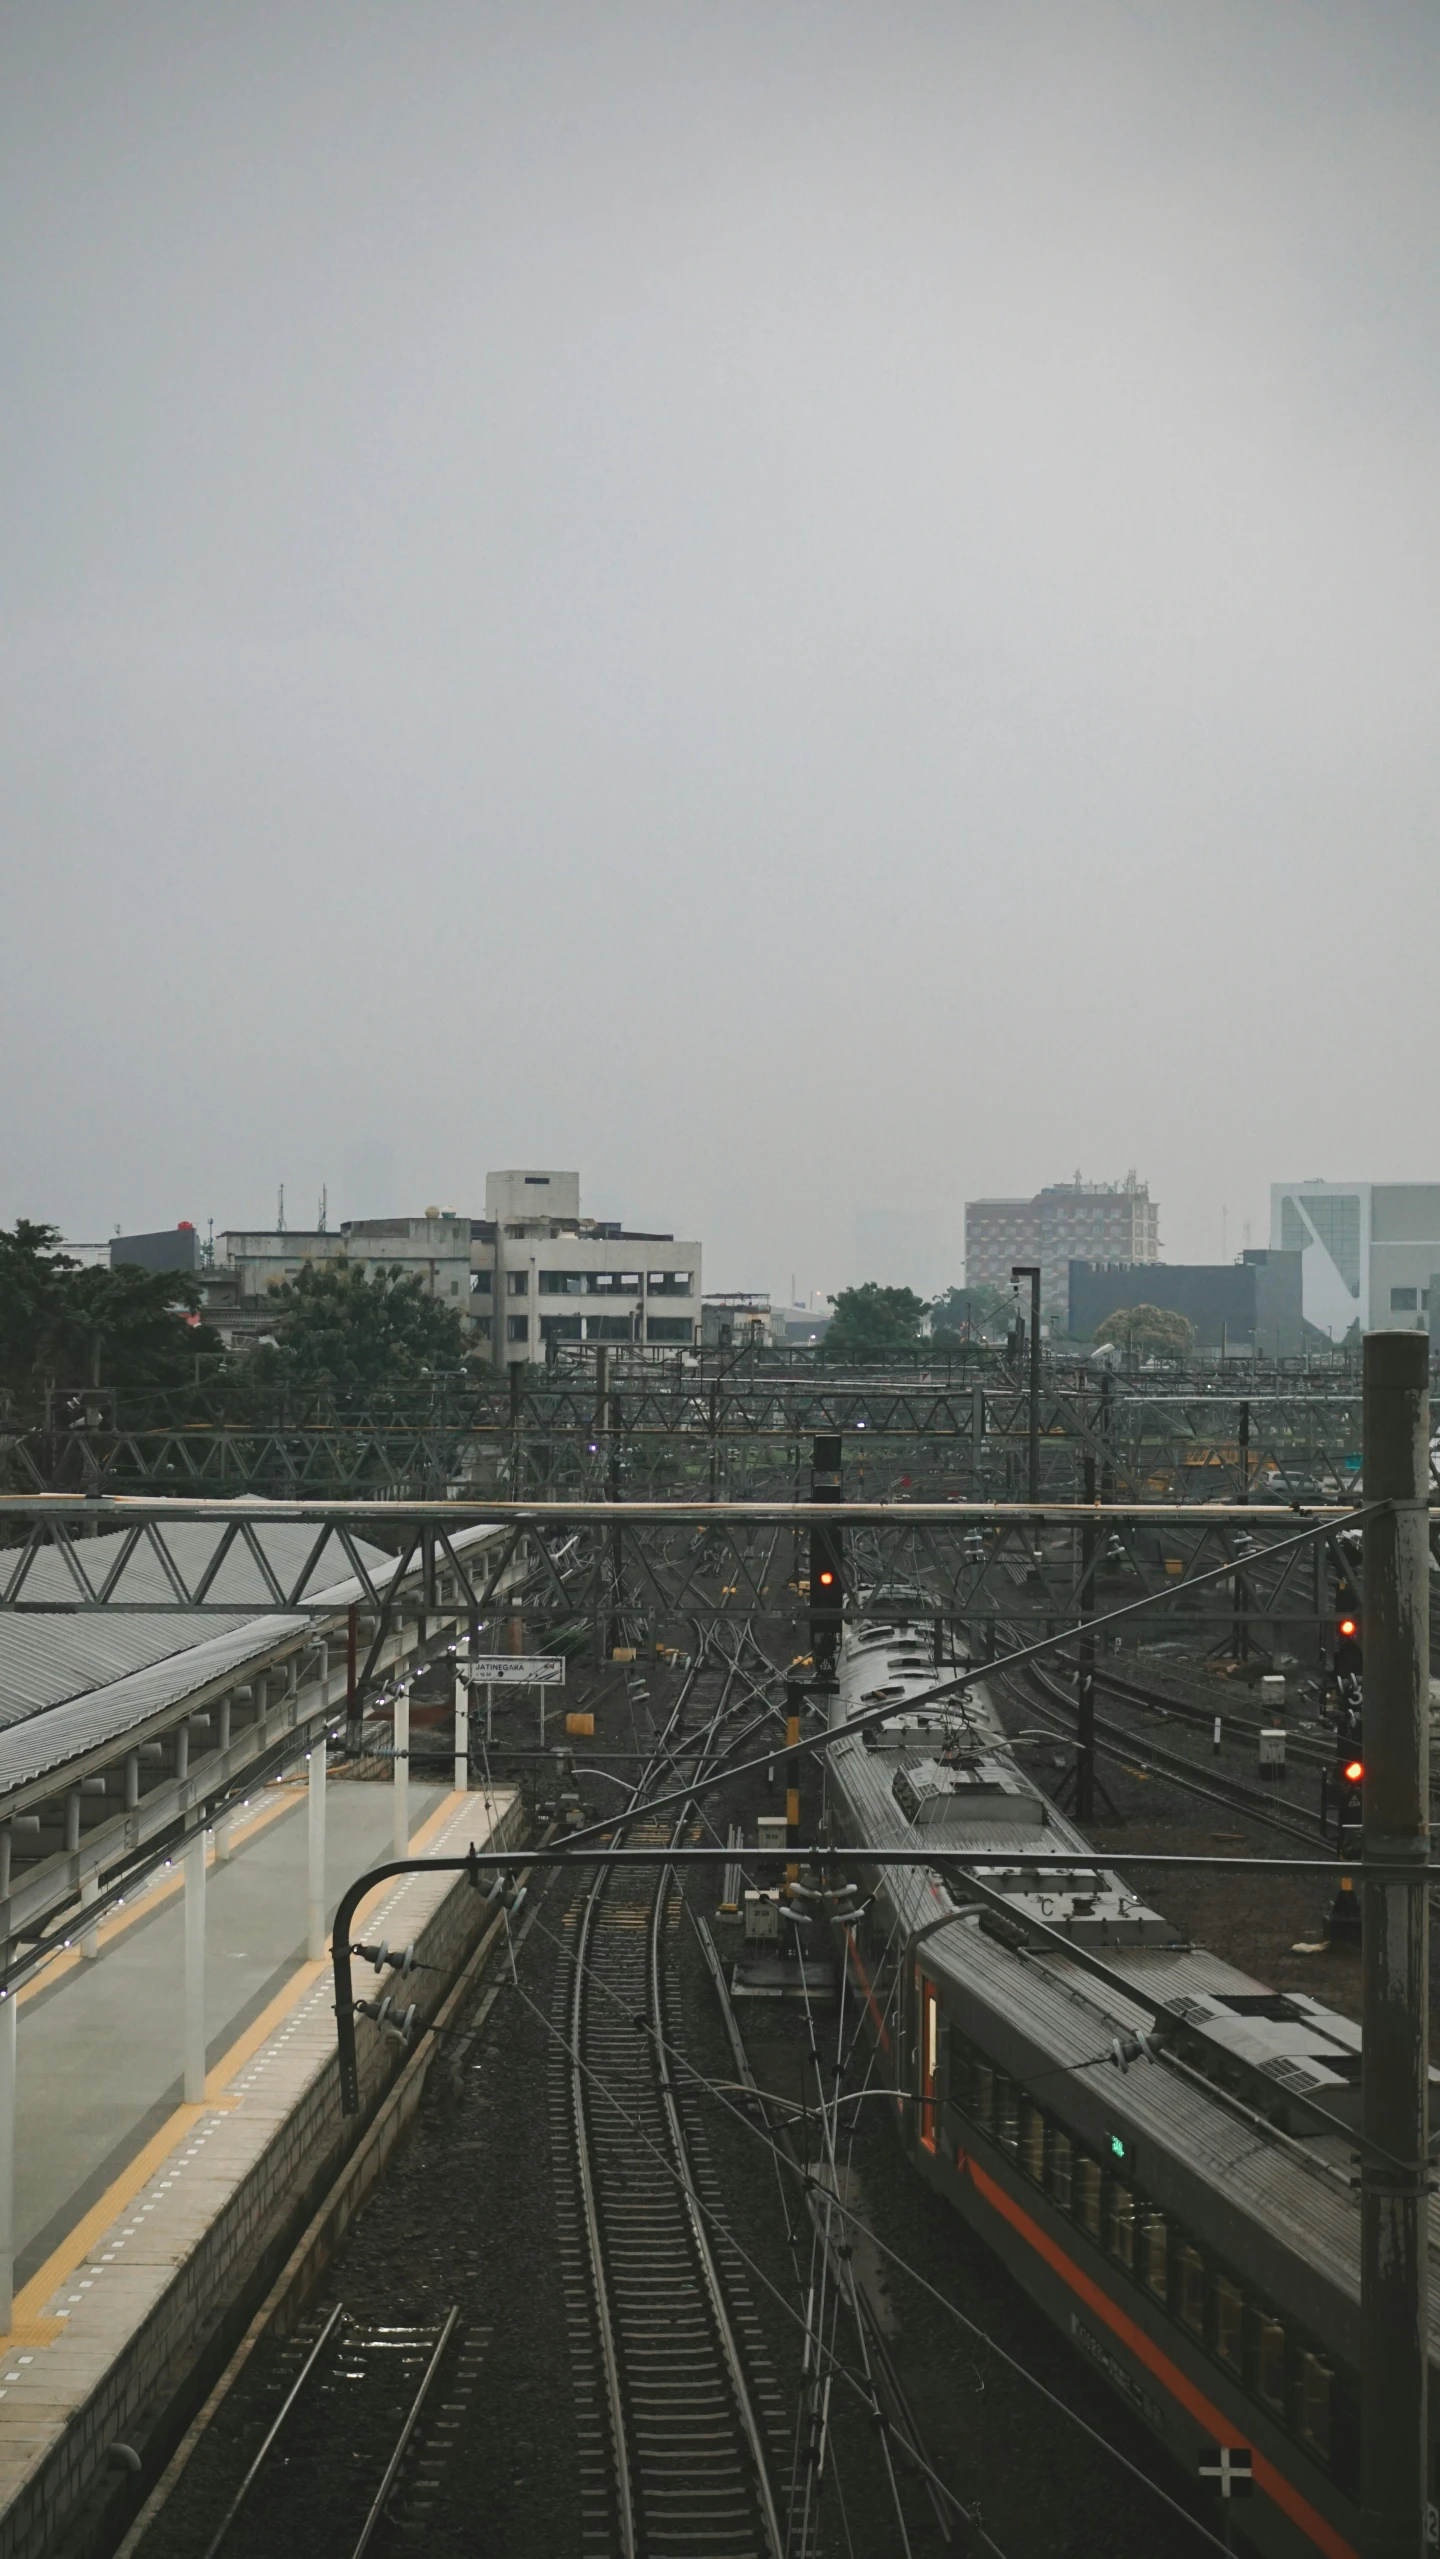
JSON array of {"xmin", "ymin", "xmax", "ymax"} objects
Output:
[
  {"xmin": 1254, "ymin": 2315, "xmax": 1287, "ymax": 2416},
  {"xmin": 1019, "ymin": 2102, "xmax": 1045, "ymax": 2184},
  {"xmin": 1215, "ymin": 2275, "xmax": 1245, "ymax": 2374},
  {"xmin": 1299, "ymin": 2352, "xmax": 1333, "ymax": 2459},
  {"xmin": 995, "ymin": 2078, "xmax": 1019, "ymax": 2155},
  {"xmin": 1141, "ymin": 2211, "xmax": 1168, "ymax": 2300},
  {"xmin": 1104, "ymin": 2186, "xmax": 1136, "ymax": 2272},
  {"xmin": 1177, "ymin": 2245, "xmax": 1206, "ymax": 2336},
  {"xmin": 1074, "ymin": 2157, "xmax": 1102, "ymax": 2241},
  {"xmin": 1047, "ymin": 2128, "xmax": 1073, "ymax": 2210}
]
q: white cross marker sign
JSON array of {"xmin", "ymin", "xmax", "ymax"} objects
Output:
[{"xmin": 1198, "ymin": 2445, "xmax": 1254, "ymax": 2499}]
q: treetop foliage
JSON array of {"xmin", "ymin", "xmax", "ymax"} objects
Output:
[
  {"xmin": 824, "ymin": 1282, "xmax": 931, "ymax": 1359},
  {"xmin": 251, "ymin": 1258, "xmax": 474, "ymax": 1391},
  {"xmin": 929, "ymin": 1282, "xmax": 1011, "ymax": 1342},
  {"xmin": 1092, "ymin": 1302, "xmax": 1194, "ymax": 1354},
  {"xmin": 0, "ymin": 1221, "xmax": 221, "ymax": 1415}
]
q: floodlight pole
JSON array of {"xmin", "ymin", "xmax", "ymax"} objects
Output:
[{"xmin": 1360, "ymin": 1330, "xmax": 1430, "ymax": 2559}]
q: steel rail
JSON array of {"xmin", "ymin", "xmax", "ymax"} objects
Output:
[
  {"xmin": 196, "ymin": 2302, "xmax": 346, "ymax": 2559},
  {"xmin": 350, "ymin": 2303, "xmax": 462, "ymax": 2559},
  {"xmin": 566, "ymin": 1655, "xmax": 784, "ymax": 2559},
  {"xmin": 650, "ymin": 1812, "xmax": 784, "ymax": 2559}
]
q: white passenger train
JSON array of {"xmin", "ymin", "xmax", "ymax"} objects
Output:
[{"xmin": 822, "ymin": 1594, "xmax": 1429, "ymax": 2559}]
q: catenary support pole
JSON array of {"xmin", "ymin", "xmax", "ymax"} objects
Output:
[
  {"xmin": 1360, "ymin": 1329, "xmax": 1430, "ymax": 2559},
  {"xmin": 1011, "ymin": 1264, "xmax": 1041, "ymax": 1502},
  {"xmin": 1077, "ymin": 1455, "xmax": 1097, "ymax": 1826},
  {"xmin": 392, "ymin": 1693, "xmax": 409, "ymax": 1862},
  {"xmin": 0, "ymin": 1993, "xmax": 14, "ymax": 2332},
  {"xmin": 453, "ymin": 1667, "xmax": 469, "ymax": 1793},
  {"xmin": 183, "ymin": 1827, "xmax": 207, "ymax": 2103},
  {"xmin": 79, "ymin": 1874, "xmax": 99, "ymax": 1961}
]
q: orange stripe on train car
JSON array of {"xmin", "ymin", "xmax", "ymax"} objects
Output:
[{"xmin": 961, "ymin": 2153, "xmax": 1356, "ymax": 2559}]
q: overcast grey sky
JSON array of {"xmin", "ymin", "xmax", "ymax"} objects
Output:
[{"xmin": 3, "ymin": 2, "xmax": 1437, "ymax": 1301}]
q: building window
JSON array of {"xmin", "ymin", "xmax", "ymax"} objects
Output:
[
  {"xmin": 539, "ymin": 1314, "xmax": 582, "ymax": 1342},
  {"xmin": 506, "ymin": 1315, "xmax": 529, "ymax": 1343},
  {"xmin": 1391, "ymin": 1286, "xmax": 1418, "ymax": 1311},
  {"xmin": 539, "ymin": 1270, "xmax": 642, "ymax": 1296},
  {"xmin": 647, "ymin": 1271, "xmax": 693, "ymax": 1296},
  {"xmin": 589, "ymin": 1315, "xmax": 635, "ymax": 1342},
  {"xmin": 470, "ymin": 1270, "xmax": 492, "ymax": 1294},
  {"xmin": 472, "ymin": 1317, "xmax": 492, "ymax": 1340},
  {"xmin": 646, "ymin": 1317, "xmax": 693, "ymax": 1344},
  {"xmin": 508, "ymin": 1271, "xmax": 529, "ymax": 1296}
]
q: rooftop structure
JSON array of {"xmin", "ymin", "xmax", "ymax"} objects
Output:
[
  {"xmin": 197, "ymin": 1174, "xmax": 702, "ymax": 1361},
  {"xmin": 1068, "ymin": 1250, "xmax": 1303, "ymax": 1356},
  {"xmin": 966, "ymin": 1175, "xmax": 1159, "ymax": 1317}
]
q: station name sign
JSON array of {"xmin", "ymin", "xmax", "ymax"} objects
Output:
[{"xmin": 461, "ymin": 1656, "xmax": 566, "ymax": 1687}]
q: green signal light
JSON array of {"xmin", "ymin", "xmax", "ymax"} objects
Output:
[{"xmin": 1109, "ymin": 2133, "xmax": 1128, "ymax": 2163}]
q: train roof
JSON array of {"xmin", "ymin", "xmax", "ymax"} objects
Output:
[{"xmin": 827, "ymin": 1617, "xmax": 1440, "ymax": 2361}]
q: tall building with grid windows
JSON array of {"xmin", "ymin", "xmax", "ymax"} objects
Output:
[
  {"xmin": 1269, "ymin": 1182, "xmax": 1440, "ymax": 1341},
  {"xmin": 965, "ymin": 1177, "xmax": 1159, "ymax": 1321}
]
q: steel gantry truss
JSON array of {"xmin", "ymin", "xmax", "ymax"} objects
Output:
[
  {"xmin": 0, "ymin": 1367, "xmax": 1411, "ymax": 1510},
  {"xmin": 0, "ymin": 1493, "xmax": 1381, "ymax": 1656}
]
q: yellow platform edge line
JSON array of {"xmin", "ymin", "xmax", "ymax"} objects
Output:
[{"xmin": 1, "ymin": 1787, "xmax": 483, "ymax": 2345}]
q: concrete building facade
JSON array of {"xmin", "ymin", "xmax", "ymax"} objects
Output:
[
  {"xmin": 479, "ymin": 1169, "xmax": 701, "ymax": 1362},
  {"xmin": 1069, "ymin": 1250, "xmax": 1304, "ymax": 1355},
  {"xmin": 966, "ymin": 1177, "xmax": 1159, "ymax": 1317},
  {"xmin": 199, "ymin": 1175, "xmax": 702, "ymax": 1360},
  {"xmin": 1269, "ymin": 1181, "xmax": 1440, "ymax": 1340}
]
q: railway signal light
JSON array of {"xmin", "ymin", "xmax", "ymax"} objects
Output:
[{"xmin": 1333, "ymin": 1611, "xmax": 1363, "ymax": 1679}]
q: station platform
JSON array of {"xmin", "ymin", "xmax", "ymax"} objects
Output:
[{"xmin": 0, "ymin": 1771, "xmax": 521, "ymax": 2559}]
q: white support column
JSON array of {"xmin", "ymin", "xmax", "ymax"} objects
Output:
[
  {"xmin": 307, "ymin": 1739, "xmax": 327, "ymax": 1962},
  {"xmin": 453, "ymin": 1669, "xmax": 469, "ymax": 1795},
  {"xmin": 393, "ymin": 1694, "xmax": 409, "ymax": 1861},
  {"xmin": 0, "ymin": 1993, "xmax": 16, "ymax": 2333},
  {"xmin": 184, "ymin": 1827, "xmax": 207, "ymax": 2103},
  {"xmin": 308, "ymin": 1646, "xmax": 329, "ymax": 1963},
  {"xmin": 79, "ymin": 1874, "xmax": 100, "ymax": 1961}
]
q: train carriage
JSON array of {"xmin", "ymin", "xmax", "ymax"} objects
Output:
[{"xmin": 823, "ymin": 1602, "xmax": 1440, "ymax": 2559}]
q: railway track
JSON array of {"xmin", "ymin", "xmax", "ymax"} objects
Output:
[
  {"xmin": 195, "ymin": 2299, "xmax": 481, "ymax": 2558},
  {"xmin": 552, "ymin": 1655, "xmax": 788, "ymax": 2559},
  {"xmin": 1001, "ymin": 1656, "xmax": 1331, "ymax": 1849}
]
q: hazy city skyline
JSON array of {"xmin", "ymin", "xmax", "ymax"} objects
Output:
[{"xmin": 4, "ymin": 3, "xmax": 1437, "ymax": 1307}]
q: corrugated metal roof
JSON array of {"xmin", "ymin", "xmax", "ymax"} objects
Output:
[
  {"xmin": 0, "ymin": 1523, "xmax": 397, "ymax": 1726},
  {"xmin": 0, "ymin": 1520, "xmax": 500, "ymax": 1797}
]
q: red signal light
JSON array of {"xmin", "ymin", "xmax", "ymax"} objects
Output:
[
  {"xmin": 817, "ymin": 1568, "xmax": 835, "ymax": 1587},
  {"xmin": 1344, "ymin": 1759, "xmax": 1364, "ymax": 1784},
  {"xmin": 1338, "ymin": 1616, "xmax": 1358, "ymax": 1640}
]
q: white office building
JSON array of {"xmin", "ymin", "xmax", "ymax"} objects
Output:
[
  {"xmin": 1269, "ymin": 1182, "xmax": 1440, "ymax": 1340},
  {"xmin": 207, "ymin": 1175, "xmax": 701, "ymax": 1362},
  {"xmin": 474, "ymin": 1171, "xmax": 702, "ymax": 1363}
]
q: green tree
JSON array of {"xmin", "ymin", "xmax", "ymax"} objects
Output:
[
  {"xmin": 0, "ymin": 1222, "xmax": 220, "ymax": 1414},
  {"xmin": 929, "ymin": 1283, "xmax": 1010, "ymax": 1343},
  {"xmin": 250, "ymin": 1259, "xmax": 473, "ymax": 1392},
  {"xmin": 824, "ymin": 1282, "xmax": 931, "ymax": 1359},
  {"xmin": 1092, "ymin": 1303, "xmax": 1193, "ymax": 1357}
]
